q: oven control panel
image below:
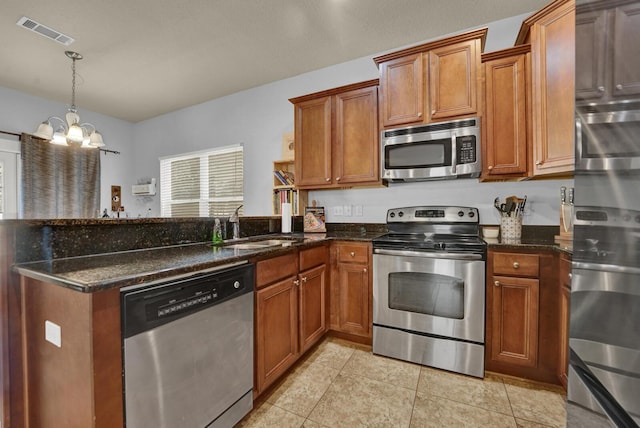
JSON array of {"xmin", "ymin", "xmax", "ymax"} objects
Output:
[{"xmin": 386, "ymin": 206, "xmax": 479, "ymax": 223}]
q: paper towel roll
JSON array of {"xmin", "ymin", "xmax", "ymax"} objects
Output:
[{"xmin": 281, "ymin": 203, "xmax": 292, "ymax": 233}]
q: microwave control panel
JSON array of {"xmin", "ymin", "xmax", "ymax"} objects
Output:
[{"xmin": 456, "ymin": 136, "xmax": 476, "ymax": 164}]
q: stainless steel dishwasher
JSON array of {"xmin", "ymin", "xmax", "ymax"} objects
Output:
[{"xmin": 121, "ymin": 262, "xmax": 254, "ymax": 428}]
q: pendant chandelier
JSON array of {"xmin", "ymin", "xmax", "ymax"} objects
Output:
[{"xmin": 33, "ymin": 51, "xmax": 105, "ymax": 148}]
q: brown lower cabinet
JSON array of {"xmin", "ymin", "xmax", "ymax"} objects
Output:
[
  {"xmin": 330, "ymin": 241, "xmax": 372, "ymax": 342},
  {"xmin": 254, "ymin": 245, "xmax": 328, "ymax": 397},
  {"xmin": 486, "ymin": 249, "xmax": 561, "ymax": 384}
]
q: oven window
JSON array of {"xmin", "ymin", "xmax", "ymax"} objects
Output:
[
  {"xmin": 385, "ymin": 138, "xmax": 451, "ymax": 169},
  {"xmin": 388, "ymin": 272, "xmax": 464, "ymax": 319}
]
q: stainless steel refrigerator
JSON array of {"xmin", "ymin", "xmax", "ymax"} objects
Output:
[{"xmin": 569, "ymin": 0, "xmax": 640, "ymax": 426}]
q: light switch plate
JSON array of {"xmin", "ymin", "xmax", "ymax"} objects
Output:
[
  {"xmin": 333, "ymin": 206, "xmax": 343, "ymax": 216},
  {"xmin": 354, "ymin": 205, "xmax": 363, "ymax": 216},
  {"xmin": 343, "ymin": 205, "xmax": 352, "ymax": 216},
  {"xmin": 45, "ymin": 320, "xmax": 61, "ymax": 347}
]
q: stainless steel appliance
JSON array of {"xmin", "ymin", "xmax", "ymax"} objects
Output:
[
  {"xmin": 381, "ymin": 117, "xmax": 481, "ymax": 181},
  {"xmin": 576, "ymin": 102, "xmax": 640, "ymax": 172},
  {"xmin": 121, "ymin": 262, "xmax": 254, "ymax": 428},
  {"xmin": 372, "ymin": 206, "xmax": 486, "ymax": 378},
  {"xmin": 567, "ymin": 207, "xmax": 640, "ymax": 427}
]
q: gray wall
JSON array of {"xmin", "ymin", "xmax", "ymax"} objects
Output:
[{"xmin": 0, "ymin": 11, "xmax": 572, "ymax": 225}]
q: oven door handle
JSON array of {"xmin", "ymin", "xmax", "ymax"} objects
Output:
[
  {"xmin": 573, "ymin": 261, "xmax": 640, "ymax": 275},
  {"xmin": 373, "ymin": 248, "xmax": 484, "ymax": 260}
]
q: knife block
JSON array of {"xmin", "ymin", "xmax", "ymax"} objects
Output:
[{"xmin": 555, "ymin": 203, "xmax": 573, "ymax": 245}]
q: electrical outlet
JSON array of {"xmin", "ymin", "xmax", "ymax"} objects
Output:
[
  {"xmin": 45, "ymin": 320, "xmax": 61, "ymax": 348},
  {"xmin": 354, "ymin": 205, "xmax": 363, "ymax": 216},
  {"xmin": 343, "ymin": 205, "xmax": 352, "ymax": 216},
  {"xmin": 333, "ymin": 206, "xmax": 343, "ymax": 216}
]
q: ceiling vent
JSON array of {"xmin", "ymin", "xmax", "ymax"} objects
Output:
[{"xmin": 16, "ymin": 16, "xmax": 74, "ymax": 46}]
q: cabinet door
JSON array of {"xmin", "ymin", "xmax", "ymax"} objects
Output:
[
  {"xmin": 612, "ymin": 3, "xmax": 640, "ymax": 97},
  {"xmin": 299, "ymin": 264, "xmax": 327, "ymax": 353},
  {"xmin": 558, "ymin": 254, "xmax": 571, "ymax": 388},
  {"xmin": 294, "ymin": 96, "xmax": 332, "ymax": 188},
  {"xmin": 490, "ymin": 275, "xmax": 540, "ymax": 368},
  {"xmin": 379, "ymin": 53, "xmax": 424, "ymax": 127},
  {"xmin": 530, "ymin": 1, "xmax": 575, "ymax": 176},
  {"xmin": 255, "ymin": 277, "xmax": 299, "ymax": 395},
  {"xmin": 428, "ymin": 39, "xmax": 479, "ymax": 121},
  {"xmin": 334, "ymin": 86, "xmax": 380, "ymax": 186},
  {"xmin": 575, "ymin": 9, "xmax": 607, "ymax": 100},
  {"xmin": 337, "ymin": 262, "xmax": 370, "ymax": 337},
  {"xmin": 483, "ymin": 53, "xmax": 529, "ymax": 178}
]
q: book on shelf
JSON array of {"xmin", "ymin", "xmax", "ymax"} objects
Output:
[
  {"xmin": 273, "ymin": 169, "xmax": 295, "ymax": 186},
  {"xmin": 273, "ymin": 189, "xmax": 298, "ymax": 214},
  {"xmin": 273, "ymin": 170, "xmax": 288, "ymax": 185}
]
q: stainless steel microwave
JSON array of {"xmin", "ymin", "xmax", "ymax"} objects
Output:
[
  {"xmin": 381, "ymin": 117, "xmax": 481, "ymax": 181},
  {"xmin": 576, "ymin": 102, "xmax": 640, "ymax": 172}
]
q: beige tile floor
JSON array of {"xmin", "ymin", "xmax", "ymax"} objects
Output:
[{"xmin": 237, "ymin": 336, "xmax": 567, "ymax": 428}]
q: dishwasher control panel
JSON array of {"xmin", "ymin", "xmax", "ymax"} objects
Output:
[{"xmin": 121, "ymin": 263, "xmax": 254, "ymax": 338}]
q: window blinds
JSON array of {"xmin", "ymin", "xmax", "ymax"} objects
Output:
[{"xmin": 160, "ymin": 145, "xmax": 244, "ymax": 217}]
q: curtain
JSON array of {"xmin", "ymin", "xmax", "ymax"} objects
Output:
[{"xmin": 21, "ymin": 133, "xmax": 100, "ymax": 218}]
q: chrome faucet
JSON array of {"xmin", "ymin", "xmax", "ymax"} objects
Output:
[{"xmin": 229, "ymin": 204, "xmax": 243, "ymax": 240}]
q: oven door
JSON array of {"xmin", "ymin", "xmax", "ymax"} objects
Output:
[
  {"xmin": 568, "ymin": 263, "xmax": 640, "ymax": 426},
  {"xmin": 373, "ymin": 250, "xmax": 485, "ymax": 344}
]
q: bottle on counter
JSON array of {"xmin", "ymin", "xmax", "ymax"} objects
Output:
[{"xmin": 212, "ymin": 218, "xmax": 224, "ymax": 245}]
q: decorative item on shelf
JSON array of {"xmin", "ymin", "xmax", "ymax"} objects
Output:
[
  {"xmin": 555, "ymin": 186, "xmax": 574, "ymax": 245},
  {"xmin": 281, "ymin": 131, "xmax": 294, "ymax": 160},
  {"xmin": 304, "ymin": 200, "xmax": 326, "ymax": 233},
  {"xmin": 33, "ymin": 51, "xmax": 105, "ymax": 149},
  {"xmin": 494, "ymin": 195, "xmax": 527, "ymax": 241}
]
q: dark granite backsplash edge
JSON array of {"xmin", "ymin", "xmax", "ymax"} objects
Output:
[{"xmin": 8, "ymin": 217, "xmax": 559, "ymax": 264}]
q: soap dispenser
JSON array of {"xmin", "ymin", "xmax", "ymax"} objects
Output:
[{"xmin": 212, "ymin": 218, "xmax": 224, "ymax": 245}]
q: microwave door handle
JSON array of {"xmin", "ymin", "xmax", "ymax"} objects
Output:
[
  {"xmin": 451, "ymin": 133, "xmax": 457, "ymax": 174},
  {"xmin": 576, "ymin": 116, "xmax": 583, "ymax": 161}
]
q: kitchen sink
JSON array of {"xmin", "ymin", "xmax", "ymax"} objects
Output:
[{"xmin": 223, "ymin": 239, "xmax": 298, "ymax": 250}]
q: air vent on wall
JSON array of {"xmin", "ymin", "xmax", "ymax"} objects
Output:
[{"xmin": 16, "ymin": 16, "xmax": 74, "ymax": 46}]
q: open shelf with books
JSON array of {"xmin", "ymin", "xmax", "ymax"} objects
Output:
[{"xmin": 272, "ymin": 160, "xmax": 307, "ymax": 216}]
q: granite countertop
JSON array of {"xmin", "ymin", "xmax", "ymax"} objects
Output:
[{"xmin": 14, "ymin": 231, "xmax": 384, "ymax": 293}]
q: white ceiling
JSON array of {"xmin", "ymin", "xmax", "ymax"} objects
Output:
[{"xmin": 1, "ymin": 0, "xmax": 549, "ymax": 123}]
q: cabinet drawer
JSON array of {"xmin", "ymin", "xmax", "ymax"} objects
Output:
[
  {"xmin": 299, "ymin": 245, "xmax": 328, "ymax": 271},
  {"xmin": 255, "ymin": 252, "xmax": 298, "ymax": 288},
  {"xmin": 492, "ymin": 252, "xmax": 539, "ymax": 277},
  {"xmin": 336, "ymin": 243, "xmax": 369, "ymax": 264}
]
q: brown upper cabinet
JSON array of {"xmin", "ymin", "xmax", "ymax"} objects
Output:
[
  {"xmin": 290, "ymin": 80, "xmax": 381, "ymax": 190},
  {"xmin": 576, "ymin": 1, "xmax": 640, "ymax": 102},
  {"xmin": 481, "ymin": 45, "xmax": 531, "ymax": 180},
  {"xmin": 374, "ymin": 28, "xmax": 487, "ymax": 129},
  {"xmin": 517, "ymin": 0, "xmax": 575, "ymax": 177}
]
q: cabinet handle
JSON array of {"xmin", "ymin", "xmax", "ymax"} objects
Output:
[
  {"xmin": 535, "ymin": 160, "xmax": 542, "ymax": 166},
  {"xmin": 363, "ymin": 268, "xmax": 368, "ymax": 273},
  {"xmin": 598, "ymin": 86, "xmax": 605, "ymax": 92},
  {"xmin": 418, "ymin": 112, "xmax": 423, "ymax": 117},
  {"xmin": 301, "ymin": 277, "xmax": 307, "ymax": 283},
  {"xmin": 336, "ymin": 177, "xmax": 341, "ymax": 181},
  {"xmin": 293, "ymin": 279, "xmax": 300, "ymax": 286},
  {"xmin": 350, "ymin": 251, "xmax": 355, "ymax": 257},
  {"xmin": 568, "ymin": 273, "xmax": 572, "ymax": 280},
  {"xmin": 616, "ymin": 84, "xmax": 623, "ymax": 90},
  {"xmin": 325, "ymin": 177, "xmax": 331, "ymax": 182},
  {"xmin": 513, "ymin": 262, "xmax": 520, "ymax": 269},
  {"xmin": 488, "ymin": 165, "xmax": 493, "ymax": 170},
  {"xmin": 494, "ymin": 280, "xmax": 500, "ymax": 287}
]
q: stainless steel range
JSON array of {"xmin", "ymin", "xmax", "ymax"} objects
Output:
[{"xmin": 372, "ymin": 206, "xmax": 486, "ymax": 378}]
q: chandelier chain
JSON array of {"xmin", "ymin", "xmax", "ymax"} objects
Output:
[{"xmin": 71, "ymin": 56, "xmax": 76, "ymax": 110}]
